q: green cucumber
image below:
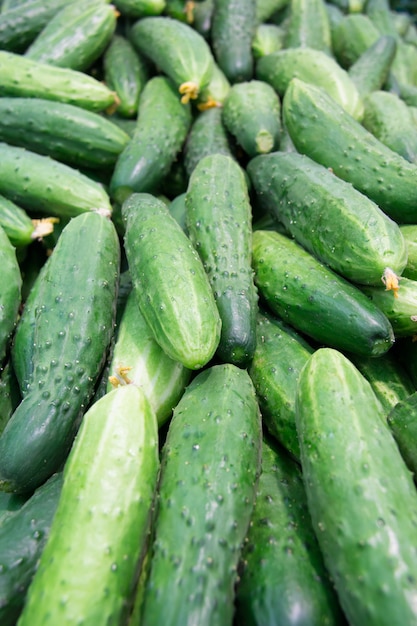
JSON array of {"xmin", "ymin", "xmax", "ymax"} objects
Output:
[
  {"xmin": 24, "ymin": 0, "xmax": 117, "ymax": 72},
  {"xmin": 347, "ymin": 35, "xmax": 397, "ymax": 97},
  {"xmin": 114, "ymin": 0, "xmax": 166, "ymax": 17},
  {"xmin": 399, "ymin": 224, "xmax": 417, "ymax": 280},
  {"xmin": 0, "ymin": 195, "xmax": 55, "ymax": 249},
  {"xmin": 0, "ymin": 143, "xmax": 113, "ymax": 219},
  {"xmin": 17, "ymin": 383, "xmax": 159, "ymax": 626},
  {"xmin": 248, "ymin": 310, "xmax": 314, "ymax": 460},
  {"xmin": 0, "ymin": 98, "xmax": 130, "ymax": 170},
  {"xmin": 122, "ymin": 193, "xmax": 221, "ymax": 370},
  {"xmin": 196, "ymin": 60, "xmax": 231, "ymax": 109},
  {"xmin": 361, "ymin": 275, "xmax": 417, "ymax": 337},
  {"xmin": 0, "ymin": 211, "xmax": 120, "ymax": 494},
  {"xmin": 252, "ymin": 229, "xmax": 395, "ymax": 357},
  {"xmin": 185, "ymin": 153, "xmax": 258, "ymax": 366},
  {"xmin": 0, "ymin": 50, "xmax": 118, "ymax": 112},
  {"xmin": 252, "ymin": 23, "xmax": 284, "ymax": 58},
  {"xmin": 332, "ymin": 13, "xmax": 380, "ymax": 68},
  {"xmin": 283, "ymin": 78, "xmax": 417, "ymax": 224},
  {"xmin": 247, "ymin": 150, "xmax": 408, "ymax": 286},
  {"xmin": 137, "ymin": 363, "xmax": 262, "ymax": 626},
  {"xmin": 221, "ymin": 80, "xmax": 281, "ymax": 157},
  {"xmin": 0, "ymin": 226, "xmax": 22, "ymax": 369},
  {"xmin": 284, "ymin": 0, "xmax": 332, "ymax": 54},
  {"xmin": 109, "ymin": 76, "xmax": 192, "ymax": 205},
  {"xmin": 296, "ymin": 347, "xmax": 417, "ymax": 626},
  {"xmin": 192, "ymin": 0, "xmax": 214, "ymax": 39},
  {"xmin": 107, "ymin": 289, "xmax": 192, "ymax": 427},
  {"xmin": 0, "ymin": 472, "xmax": 63, "ymax": 626},
  {"xmin": 255, "ymin": 0, "xmax": 289, "ymax": 24},
  {"xmin": 129, "ymin": 16, "xmax": 214, "ymax": 104},
  {"xmin": 387, "ymin": 391, "xmax": 417, "ymax": 476},
  {"xmin": 0, "ymin": 361, "xmax": 21, "ymax": 437},
  {"xmin": 0, "ymin": 0, "xmax": 69, "ymax": 52},
  {"xmin": 256, "ymin": 47, "xmax": 363, "ymax": 120},
  {"xmin": 235, "ymin": 436, "xmax": 344, "ymax": 626}
]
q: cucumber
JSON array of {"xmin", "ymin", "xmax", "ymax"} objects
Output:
[
  {"xmin": 332, "ymin": 13, "xmax": 380, "ymax": 68},
  {"xmin": 138, "ymin": 363, "xmax": 262, "ymax": 626},
  {"xmin": 0, "ymin": 50, "xmax": 118, "ymax": 113},
  {"xmin": 252, "ymin": 229, "xmax": 395, "ymax": 357},
  {"xmin": 387, "ymin": 391, "xmax": 417, "ymax": 476},
  {"xmin": 0, "ymin": 143, "xmax": 113, "ymax": 219},
  {"xmin": 296, "ymin": 347, "xmax": 417, "ymax": 626},
  {"xmin": 17, "ymin": 383, "xmax": 159, "ymax": 626},
  {"xmin": 252, "ymin": 23, "xmax": 284, "ymax": 58},
  {"xmin": 248, "ymin": 310, "xmax": 314, "ymax": 460},
  {"xmin": 107, "ymin": 289, "xmax": 192, "ymax": 428},
  {"xmin": 255, "ymin": 0, "xmax": 289, "ymax": 24},
  {"xmin": 0, "ymin": 472, "xmax": 63, "ymax": 626},
  {"xmin": 284, "ymin": 0, "xmax": 332, "ymax": 55},
  {"xmin": 347, "ymin": 34, "xmax": 397, "ymax": 97},
  {"xmin": 0, "ymin": 361, "xmax": 21, "ymax": 437},
  {"xmin": 114, "ymin": 0, "xmax": 166, "ymax": 17},
  {"xmin": 399, "ymin": 224, "xmax": 417, "ymax": 280},
  {"xmin": 283, "ymin": 78, "xmax": 417, "ymax": 224},
  {"xmin": 0, "ymin": 98, "xmax": 130, "ymax": 170},
  {"xmin": 0, "ymin": 211, "xmax": 120, "ymax": 494},
  {"xmin": 0, "ymin": 226, "xmax": 22, "ymax": 369},
  {"xmin": 247, "ymin": 150, "xmax": 408, "ymax": 286},
  {"xmin": 185, "ymin": 153, "xmax": 258, "ymax": 366},
  {"xmin": 221, "ymin": 80, "xmax": 281, "ymax": 157},
  {"xmin": 122, "ymin": 193, "xmax": 221, "ymax": 370},
  {"xmin": 0, "ymin": 195, "xmax": 55, "ymax": 249},
  {"xmin": 256, "ymin": 47, "xmax": 364, "ymax": 120},
  {"xmin": 109, "ymin": 76, "xmax": 192, "ymax": 205},
  {"xmin": 196, "ymin": 61, "xmax": 231, "ymax": 109},
  {"xmin": 235, "ymin": 436, "xmax": 345, "ymax": 626},
  {"xmin": 24, "ymin": 0, "xmax": 117, "ymax": 72},
  {"xmin": 129, "ymin": 16, "xmax": 214, "ymax": 104},
  {"xmin": 361, "ymin": 275, "xmax": 417, "ymax": 337}
]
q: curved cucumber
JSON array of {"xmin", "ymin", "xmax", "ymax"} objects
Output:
[
  {"xmin": 252, "ymin": 230, "xmax": 395, "ymax": 357},
  {"xmin": 296, "ymin": 347, "xmax": 417, "ymax": 626},
  {"xmin": 17, "ymin": 383, "xmax": 159, "ymax": 626},
  {"xmin": 122, "ymin": 193, "xmax": 221, "ymax": 370},
  {"xmin": 0, "ymin": 226, "xmax": 22, "ymax": 369},
  {"xmin": 347, "ymin": 34, "xmax": 397, "ymax": 97}
]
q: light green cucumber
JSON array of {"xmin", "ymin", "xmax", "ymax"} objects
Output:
[
  {"xmin": 0, "ymin": 226, "xmax": 22, "ymax": 369},
  {"xmin": 296, "ymin": 347, "xmax": 417, "ymax": 626},
  {"xmin": 114, "ymin": 0, "xmax": 166, "ymax": 17},
  {"xmin": 284, "ymin": 0, "xmax": 332, "ymax": 54},
  {"xmin": 137, "ymin": 363, "xmax": 262, "ymax": 626},
  {"xmin": 17, "ymin": 383, "xmax": 159, "ymax": 626},
  {"xmin": 252, "ymin": 23, "xmax": 284, "ymax": 58},
  {"xmin": 332, "ymin": 13, "xmax": 380, "ymax": 68},
  {"xmin": 122, "ymin": 193, "xmax": 221, "ymax": 370},
  {"xmin": 361, "ymin": 274, "xmax": 417, "ymax": 337},
  {"xmin": 0, "ymin": 194, "xmax": 56, "ymax": 249},
  {"xmin": 347, "ymin": 34, "xmax": 397, "ymax": 97},
  {"xmin": 247, "ymin": 150, "xmax": 408, "ymax": 285},
  {"xmin": 196, "ymin": 61, "xmax": 231, "ymax": 109},
  {"xmin": 399, "ymin": 224, "xmax": 417, "ymax": 280}
]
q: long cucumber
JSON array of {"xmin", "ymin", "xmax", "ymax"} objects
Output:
[{"xmin": 0, "ymin": 226, "xmax": 22, "ymax": 369}]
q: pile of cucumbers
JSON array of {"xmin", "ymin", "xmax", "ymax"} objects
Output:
[{"xmin": 2, "ymin": 0, "xmax": 417, "ymax": 624}]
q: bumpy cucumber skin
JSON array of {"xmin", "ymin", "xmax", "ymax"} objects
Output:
[
  {"xmin": 211, "ymin": 0, "xmax": 256, "ymax": 83},
  {"xmin": 296, "ymin": 347, "xmax": 417, "ymax": 626},
  {"xmin": 248, "ymin": 310, "xmax": 314, "ymax": 460},
  {"xmin": 185, "ymin": 153, "xmax": 258, "ymax": 366},
  {"xmin": 0, "ymin": 50, "xmax": 117, "ymax": 112},
  {"xmin": 122, "ymin": 193, "xmax": 221, "ymax": 370},
  {"xmin": 0, "ymin": 0, "xmax": 69, "ymax": 52},
  {"xmin": 0, "ymin": 226, "xmax": 22, "ymax": 369},
  {"xmin": 0, "ymin": 472, "xmax": 63, "ymax": 626},
  {"xmin": 107, "ymin": 290, "xmax": 191, "ymax": 427},
  {"xmin": 283, "ymin": 78, "xmax": 417, "ymax": 223},
  {"xmin": 0, "ymin": 212, "xmax": 120, "ymax": 494},
  {"xmin": 247, "ymin": 151, "xmax": 407, "ymax": 285},
  {"xmin": 284, "ymin": 0, "xmax": 332, "ymax": 54},
  {"xmin": 139, "ymin": 363, "xmax": 262, "ymax": 626},
  {"xmin": 362, "ymin": 276, "xmax": 417, "ymax": 337},
  {"xmin": 252, "ymin": 230, "xmax": 395, "ymax": 357},
  {"xmin": 387, "ymin": 391, "xmax": 417, "ymax": 475},
  {"xmin": 235, "ymin": 437, "xmax": 344, "ymax": 626},
  {"xmin": 0, "ymin": 143, "xmax": 113, "ymax": 219},
  {"xmin": 17, "ymin": 384, "xmax": 159, "ymax": 626},
  {"xmin": 110, "ymin": 76, "xmax": 192, "ymax": 205},
  {"xmin": 347, "ymin": 34, "xmax": 397, "ymax": 98},
  {"xmin": 0, "ymin": 98, "xmax": 130, "ymax": 170}
]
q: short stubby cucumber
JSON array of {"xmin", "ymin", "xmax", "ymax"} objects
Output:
[
  {"xmin": 247, "ymin": 150, "xmax": 408, "ymax": 285},
  {"xmin": 114, "ymin": 0, "xmax": 166, "ymax": 17},
  {"xmin": 296, "ymin": 347, "xmax": 417, "ymax": 626},
  {"xmin": 0, "ymin": 194, "xmax": 54, "ymax": 250},
  {"xmin": 138, "ymin": 363, "xmax": 262, "ymax": 626},
  {"xmin": 0, "ymin": 212, "xmax": 120, "ymax": 494},
  {"xmin": 122, "ymin": 193, "xmax": 221, "ymax": 370},
  {"xmin": 0, "ymin": 226, "xmax": 22, "ymax": 369},
  {"xmin": 283, "ymin": 0, "xmax": 332, "ymax": 54},
  {"xmin": 252, "ymin": 229, "xmax": 395, "ymax": 357},
  {"xmin": 362, "ymin": 274, "xmax": 417, "ymax": 337},
  {"xmin": 17, "ymin": 383, "xmax": 159, "ymax": 626},
  {"xmin": 185, "ymin": 153, "xmax": 258, "ymax": 366}
]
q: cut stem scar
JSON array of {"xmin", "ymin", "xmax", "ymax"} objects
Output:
[
  {"xmin": 381, "ymin": 267, "xmax": 400, "ymax": 298},
  {"xmin": 179, "ymin": 81, "xmax": 200, "ymax": 104}
]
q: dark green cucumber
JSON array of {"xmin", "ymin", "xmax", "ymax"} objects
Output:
[
  {"xmin": 399, "ymin": 224, "xmax": 417, "ymax": 280},
  {"xmin": 362, "ymin": 275, "xmax": 417, "ymax": 337},
  {"xmin": 0, "ymin": 0, "xmax": 69, "ymax": 52},
  {"xmin": 129, "ymin": 16, "xmax": 214, "ymax": 104},
  {"xmin": 332, "ymin": 13, "xmax": 380, "ymax": 68},
  {"xmin": 347, "ymin": 35, "xmax": 397, "ymax": 97},
  {"xmin": 0, "ymin": 226, "xmax": 22, "ymax": 369},
  {"xmin": 248, "ymin": 310, "xmax": 314, "ymax": 460},
  {"xmin": 0, "ymin": 50, "xmax": 118, "ymax": 112},
  {"xmin": 221, "ymin": 80, "xmax": 281, "ymax": 157},
  {"xmin": 235, "ymin": 436, "xmax": 345, "ymax": 626},
  {"xmin": 387, "ymin": 391, "xmax": 417, "ymax": 476},
  {"xmin": 283, "ymin": 78, "xmax": 417, "ymax": 223},
  {"xmin": 255, "ymin": 0, "xmax": 289, "ymax": 24},
  {"xmin": 0, "ymin": 472, "xmax": 63, "ymax": 626},
  {"xmin": 0, "ymin": 143, "xmax": 113, "ymax": 219},
  {"xmin": 247, "ymin": 150, "xmax": 408, "ymax": 286},
  {"xmin": 106, "ymin": 289, "xmax": 192, "ymax": 428},
  {"xmin": 0, "ymin": 98, "xmax": 130, "ymax": 170},
  {"xmin": 24, "ymin": 0, "xmax": 117, "ymax": 71},
  {"xmin": 0, "ymin": 195, "xmax": 55, "ymax": 249},
  {"xmin": 138, "ymin": 363, "xmax": 262, "ymax": 626},
  {"xmin": 0, "ymin": 212, "xmax": 120, "ymax": 494},
  {"xmin": 114, "ymin": 0, "xmax": 166, "ymax": 17},
  {"xmin": 296, "ymin": 347, "xmax": 417, "ymax": 626},
  {"xmin": 103, "ymin": 34, "xmax": 149, "ymax": 118},
  {"xmin": 17, "ymin": 383, "xmax": 159, "ymax": 626},
  {"xmin": 185, "ymin": 153, "xmax": 258, "ymax": 366},
  {"xmin": 0, "ymin": 361, "xmax": 21, "ymax": 437},
  {"xmin": 284, "ymin": 0, "xmax": 332, "ymax": 54},
  {"xmin": 211, "ymin": 0, "xmax": 256, "ymax": 83},
  {"xmin": 122, "ymin": 193, "xmax": 221, "ymax": 370},
  {"xmin": 110, "ymin": 76, "xmax": 192, "ymax": 205},
  {"xmin": 252, "ymin": 229, "xmax": 395, "ymax": 357}
]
